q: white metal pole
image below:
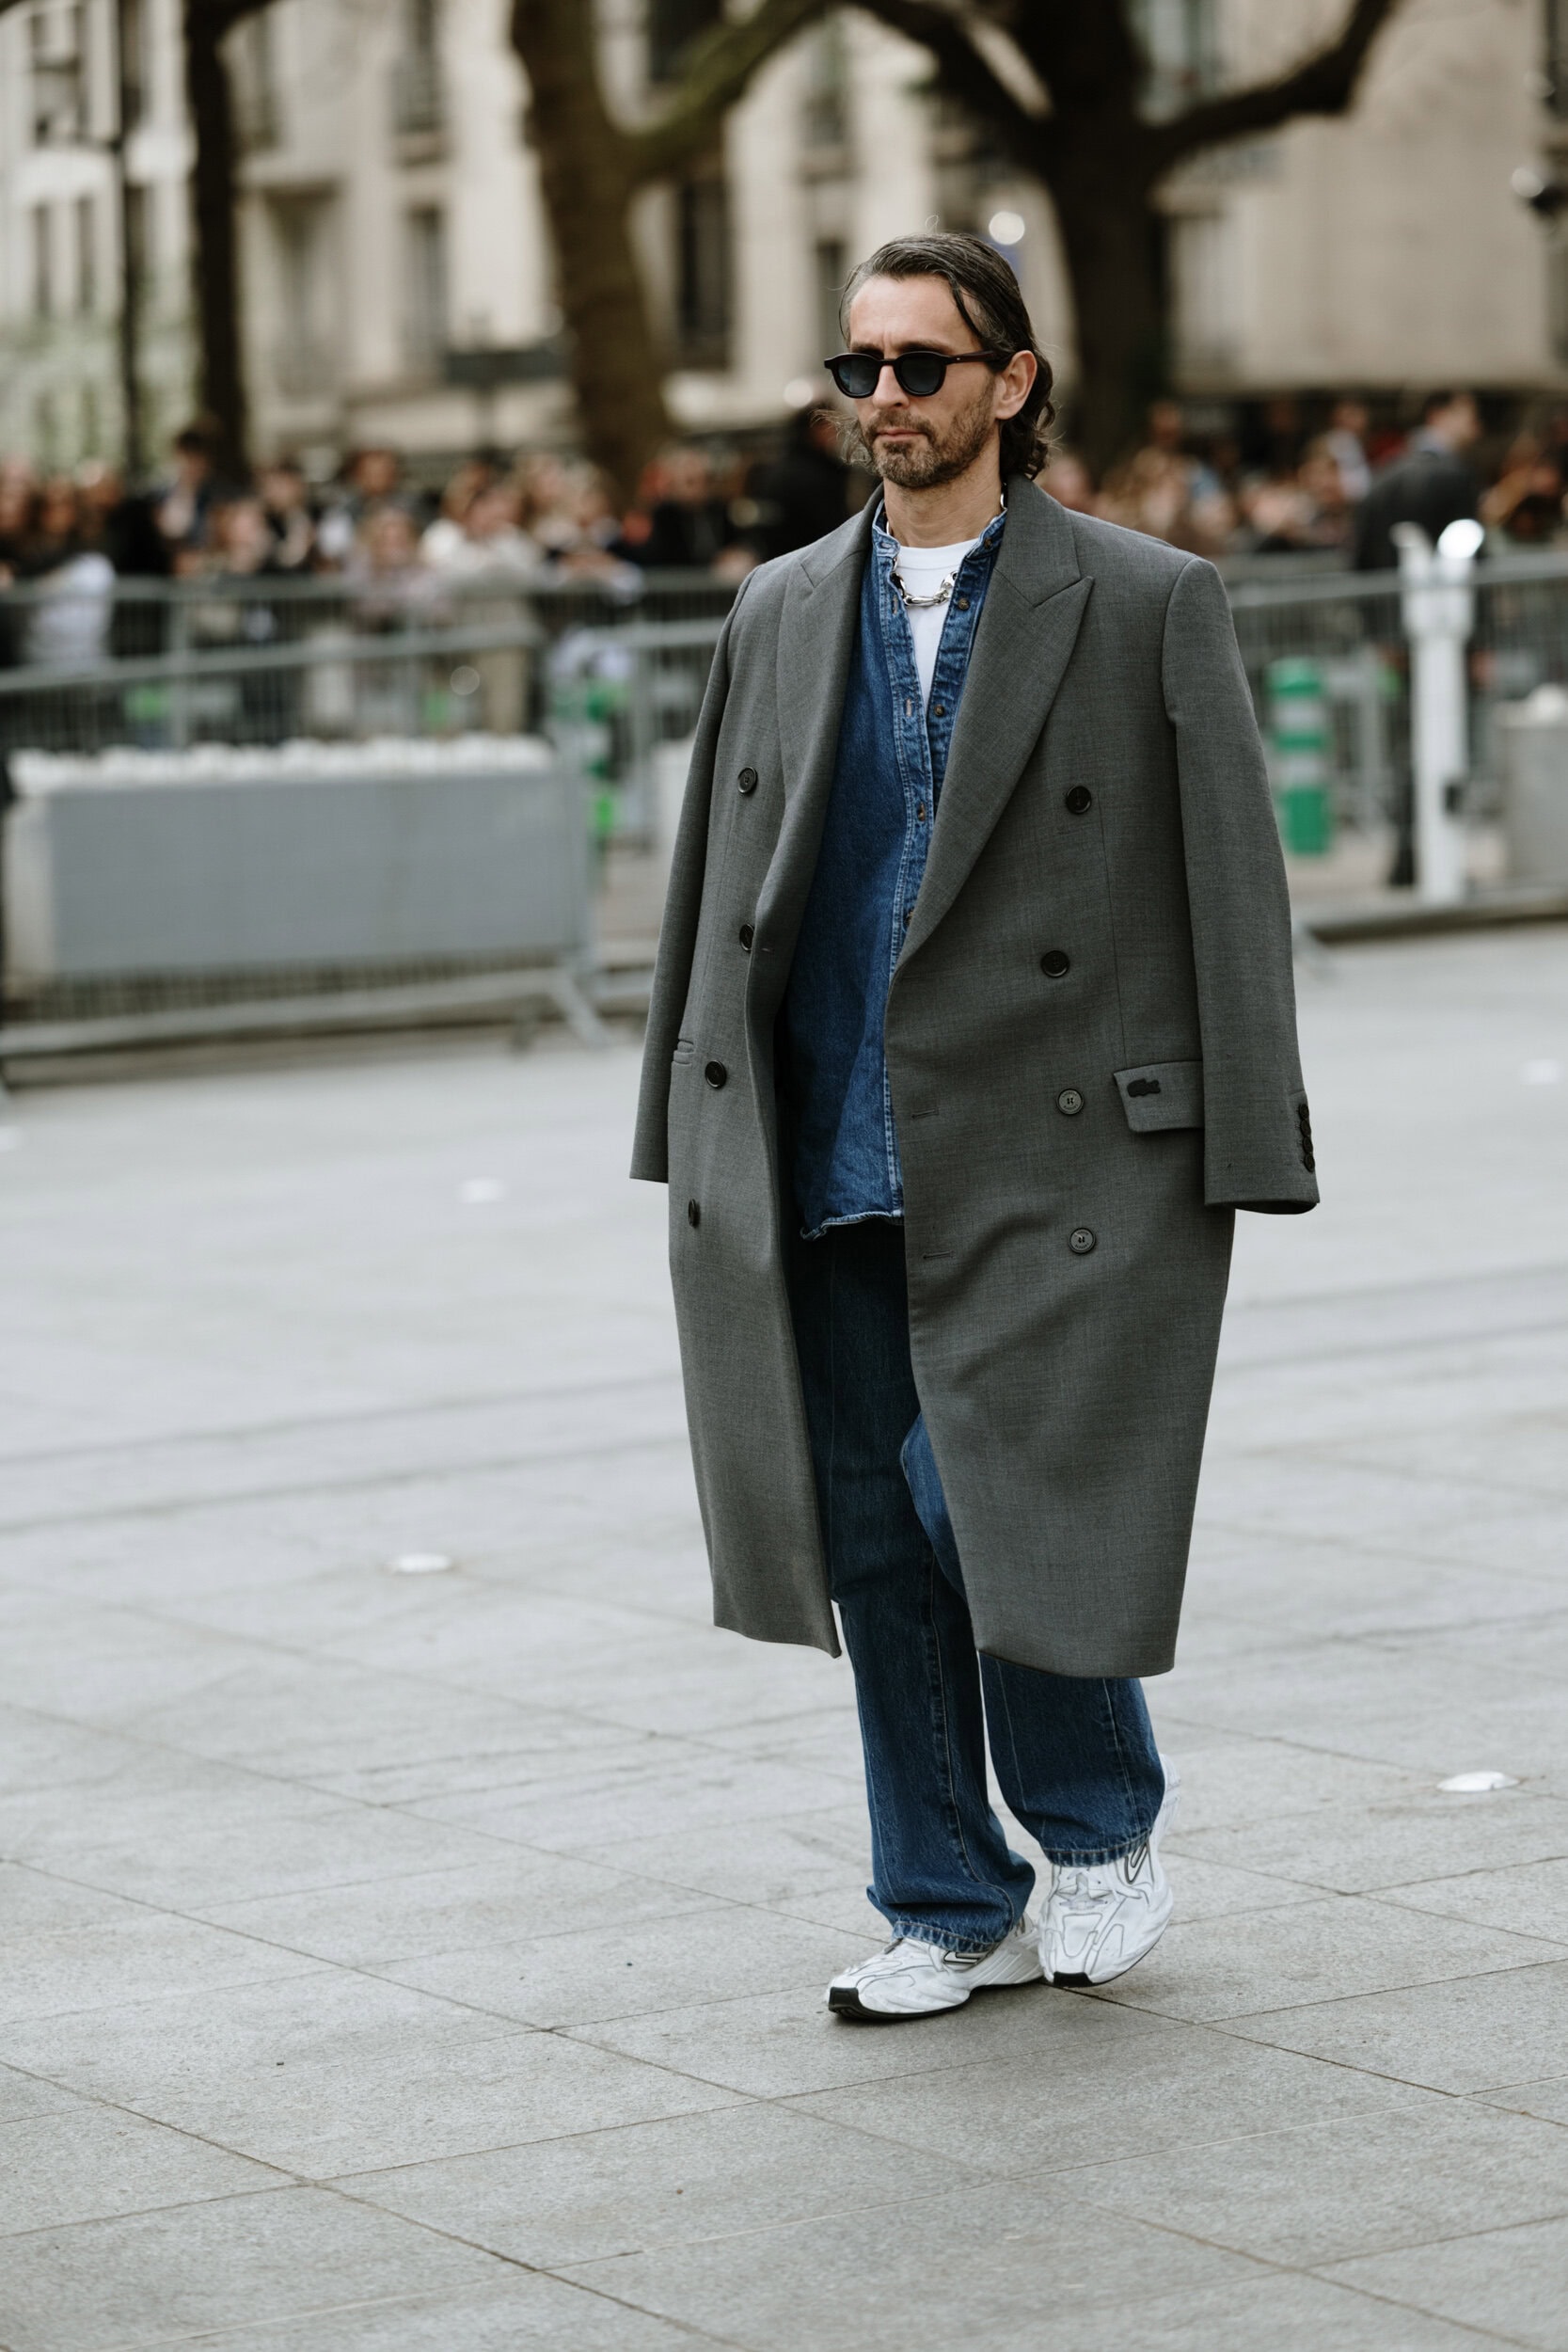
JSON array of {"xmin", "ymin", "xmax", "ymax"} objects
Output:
[{"xmin": 1394, "ymin": 518, "xmax": 1481, "ymax": 906}]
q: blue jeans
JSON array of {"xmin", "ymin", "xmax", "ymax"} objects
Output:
[{"xmin": 787, "ymin": 1217, "xmax": 1165, "ymax": 1954}]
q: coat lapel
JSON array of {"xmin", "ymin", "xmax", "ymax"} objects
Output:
[
  {"xmin": 752, "ymin": 505, "xmax": 872, "ymax": 952},
  {"xmin": 900, "ymin": 481, "xmax": 1091, "ymax": 966}
]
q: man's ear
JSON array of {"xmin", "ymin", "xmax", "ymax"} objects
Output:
[{"xmin": 995, "ymin": 348, "xmax": 1037, "ymax": 422}]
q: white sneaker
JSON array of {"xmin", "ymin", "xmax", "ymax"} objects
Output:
[
  {"xmin": 1040, "ymin": 1756, "xmax": 1180, "ymax": 1988},
  {"xmin": 827, "ymin": 1915, "xmax": 1041, "ymax": 2023}
]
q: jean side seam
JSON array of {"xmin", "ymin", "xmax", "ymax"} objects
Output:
[
  {"xmin": 923, "ymin": 1555, "xmax": 1014, "ymax": 1912},
  {"xmin": 991, "ymin": 1662, "xmax": 1031, "ymax": 1817},
  {"xmin": 1100, "ymin": 1678, "xmax": 1160, "ymax": 1860},
  {"xmin": 924, "ymin": 1554, "xmax": 976, "ymax": 1880}
]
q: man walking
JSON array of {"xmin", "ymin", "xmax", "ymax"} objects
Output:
[{"xmin": 633, "ymin": 234, "xmax": 1317, "ymax": 2023}]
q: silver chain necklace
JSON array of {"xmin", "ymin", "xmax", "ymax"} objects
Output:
[
  {"xmin": 891, "ymin": 566, "xmax": 955, "ymax": 610},
  {"xmin": 889, "ymin": 488, "xmax": 1005, "ymax": 610}
]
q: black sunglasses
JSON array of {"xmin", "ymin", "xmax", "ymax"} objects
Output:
[{"xmin": 824, "ymin": 348, "xmax": 1007, "ymax": 401}]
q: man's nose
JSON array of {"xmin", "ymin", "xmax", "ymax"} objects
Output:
[{"xmin": 870, "ymin": 363, "xmax": 906, "ymax": 402}]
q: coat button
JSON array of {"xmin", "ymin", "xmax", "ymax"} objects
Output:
[
  {"xmin": 930, "ymin": 700, "xmax": 945, "ymax": 717},
  {"xmin": 1039, "ymin": 949, "xmax": 1071, "ymax": 977},
  {"xmin": 1066, "ymin": 786, "xmax": 1093, "ymax": 815},
  {"xmin": 704, "ymin": 1060, "xmax": 727, "ymax": 1089},
  {"xmin": 736, "ymin": 767, "xmax": 758, "ymax": 794},
  {"xmin": 1056, "ymin": 1088, "xmax": 1084, "ymax": 1116},
  {"xmin": 687, "ymin": 1200, "xmax": 701, "ymax": 1227},
  {"xmin": 1069, "ymin": 1227, "xmax": 1097, "ymax": 1254},
  {"xmin": 738, "ymin": 923, "xmax": 753, "ymax": 951}
]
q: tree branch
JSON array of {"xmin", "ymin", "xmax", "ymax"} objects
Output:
[
  {"xmin": 847, "ymin": 0, "xmax": 1045, "ymax": 169},
  {"xmin": 1146, "ymin": 0, "xmax": 1403, "ymax": 172},
  {"xmin": 627, "ymin": 0, "xmax": 837, "ymax": 183}
]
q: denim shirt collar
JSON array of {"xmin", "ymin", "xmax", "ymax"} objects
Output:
[{"xmin": 868, "ymin": 498, "xmax": 1007, "ymax": 580}]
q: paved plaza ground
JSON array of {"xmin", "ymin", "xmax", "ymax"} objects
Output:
[{"xmin": 1, "ymin": 925, "xmax": 1567, "ymax": 2350}]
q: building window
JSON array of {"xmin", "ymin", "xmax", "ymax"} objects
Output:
[
  {"xmin": 1548, "ymin": 0, "xmax": 1568, "ymax": 119},
  {"xmin": 270, "ymin": 197, "xmax": 337, "ymax": 397},
  {"xmin": 76, "ymin": 193, "xmax": 97, "ymax": 315},
  {"xmin": 230, "ymin": 11, "xmax": 280, "ymax": 150},
  {"xmin": 391, "ymin": 0, "xmax": 445, "ymax": 145},
  {"xmin": 674, "ymin": 162, "xmax": 731, "ymax": 369},
  {"xmin": 814, "ymin": 237, "xmax": 846, "ymax": 360},
  {"xmin": 30, "ymin": 2, "xmax": 87, "ymax": 144},
  {"xmin": 119, "ymin": 0, "xmax": 148, "ymax": 130},
  {"xmin": 81, "ymin": 378, "xmax": 102, "ymax": 457},
  {"xmin": 649, "ymin": 0, "xmax": 721, "ymax": 85},
  {"xmin": 404, "ymin": 205, "xmax": 448, "ymax": 377},
  {"xmin": 1130, "ymin": 0, "xmax": 1221, "ymax": 121},
  {"xmin": 34, "ymin": 389, "xmax": 59, "ymax": 469},
  {"xmin": 126, "ymin": 181, "xmax": 151, "ymax": 288},
  {"xmin": 802, "ymin": 18, "xmax": 849, "ymax": 153},
  {"xmin": 32, "ymin": 205, "xmax": 55, "ymax": 318},
  {"xmin": 928, "ymin": 94, "xmax": 1006, "ymax": 233},
  {"xmin": 1171, "ymin": 208, "xmax": 1240, "ymax": 379},
  {"xmin": 1549, "ymin": 241, "xmax": 1568, "ymax": 365}
]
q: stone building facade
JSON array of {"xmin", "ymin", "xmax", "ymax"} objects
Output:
[{"xmin": 0, "ymin": 0, "xmax": 1563, "ymax": 475}]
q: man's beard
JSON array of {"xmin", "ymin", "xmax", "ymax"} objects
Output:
[{"xmin": 845, "ymin": 387, "xmax": 996, "ymax": 489}]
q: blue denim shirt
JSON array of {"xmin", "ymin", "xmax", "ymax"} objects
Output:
[{"xmin": 783, "ymin": 504, "xmax": 1006, "ymax": 1237}]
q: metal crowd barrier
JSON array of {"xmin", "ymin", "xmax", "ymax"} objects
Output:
[
  {"xmin": 4, "ymin": 550, "xmax": 1567, "ymax": 1067},
  {"xmin": 11, "ymin": 555, "xmax": 1565, "ymax": 853},
  {"xmin": 0, "ymin": 569, "xmax": 736, "ymax": 769}
]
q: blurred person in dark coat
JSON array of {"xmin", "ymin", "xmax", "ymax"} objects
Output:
[
  {"xmin": 1354, "ymin": 390, "xmax": 1481, "ymax": 570},
  {"xmin": 153, "ymin": 420, "xmax": 222, "ymax": 568},
  {"xmin": 746, "ymin": 404, "xmax": 856, "ymax": 562},
  {"xmin": 631, "ymin": 446, "xmax": 748, "ymax": 572}
]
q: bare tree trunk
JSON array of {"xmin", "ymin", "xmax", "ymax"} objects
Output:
[
  {"xmin": 1044, "ymin": 148, "xmax": 1166, "ymax": 477},
  {"xmin": 182, "ymin": 0, "xmax": 247, "ymax": 477},
  {"xmin": 513, "ymin": 0, "xmax": 673, "ymax": 505},
  {"xmin": 856, "ymin": 0, "xmax": 1406, "ymax": 483}
]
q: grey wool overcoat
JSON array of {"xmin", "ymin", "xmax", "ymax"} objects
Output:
[{"xmin": 631, "ymin": 476, "xmax": 1317, "ymax": 1678}]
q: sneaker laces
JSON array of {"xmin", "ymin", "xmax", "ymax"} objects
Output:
[
  {"xmin": 1058, "ymin": 1833, "xmax": 1151, "ymax": 1896},
  {"xmin": 1054, "ymin": 1867, "xmax": 1110, "ymax": 1906}
]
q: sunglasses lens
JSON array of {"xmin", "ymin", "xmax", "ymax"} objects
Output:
[
  {"xmin": 895, "ymin": 354, "xmax": 946, "ymax": 397},
  {"xmin": 829, "ymin": 356, "xmax": 880, "ymax": 399}
]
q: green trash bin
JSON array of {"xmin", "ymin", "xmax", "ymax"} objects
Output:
[{"xmin": 1267, "ymin": 656, "xmax": 1335, "ymax": 856}]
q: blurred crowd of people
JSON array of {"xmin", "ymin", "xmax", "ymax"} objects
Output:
[
  {"xmin": 1, "ymin": 388, "xmax": 1563, "ymax": 673},
  {"xmin": 1055, "ymin": 390, "xmax": 1510, "ymax": 568}
]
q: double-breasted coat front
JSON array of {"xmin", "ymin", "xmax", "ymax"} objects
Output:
[{"xmin": 632, "ymin": 478, "xmax": 1317, "ymax": 1678}]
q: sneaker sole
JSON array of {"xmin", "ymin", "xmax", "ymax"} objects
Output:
[{"xmin": 828, "ymin": 1975, "xmax": 1038, "ymax": 2025}]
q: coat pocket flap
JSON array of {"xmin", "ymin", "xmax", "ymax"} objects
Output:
[{"xmin": 1114, "ymin": 1059, "xmax": 1204, "ymax": 1132}]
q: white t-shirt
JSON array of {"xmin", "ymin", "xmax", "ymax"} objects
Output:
[{"xmin": 890, "ymin": 535, "xmax": 982, "ymax": 705}]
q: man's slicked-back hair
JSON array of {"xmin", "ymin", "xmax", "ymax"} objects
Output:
[{"xmin": 841, "ymin": 232, "xmax": 1055, "ymax": 480}]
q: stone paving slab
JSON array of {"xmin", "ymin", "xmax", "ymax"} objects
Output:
[{"xmin": 0, "ymin": 925, "xmax": 1565, "ymax": 2347}]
